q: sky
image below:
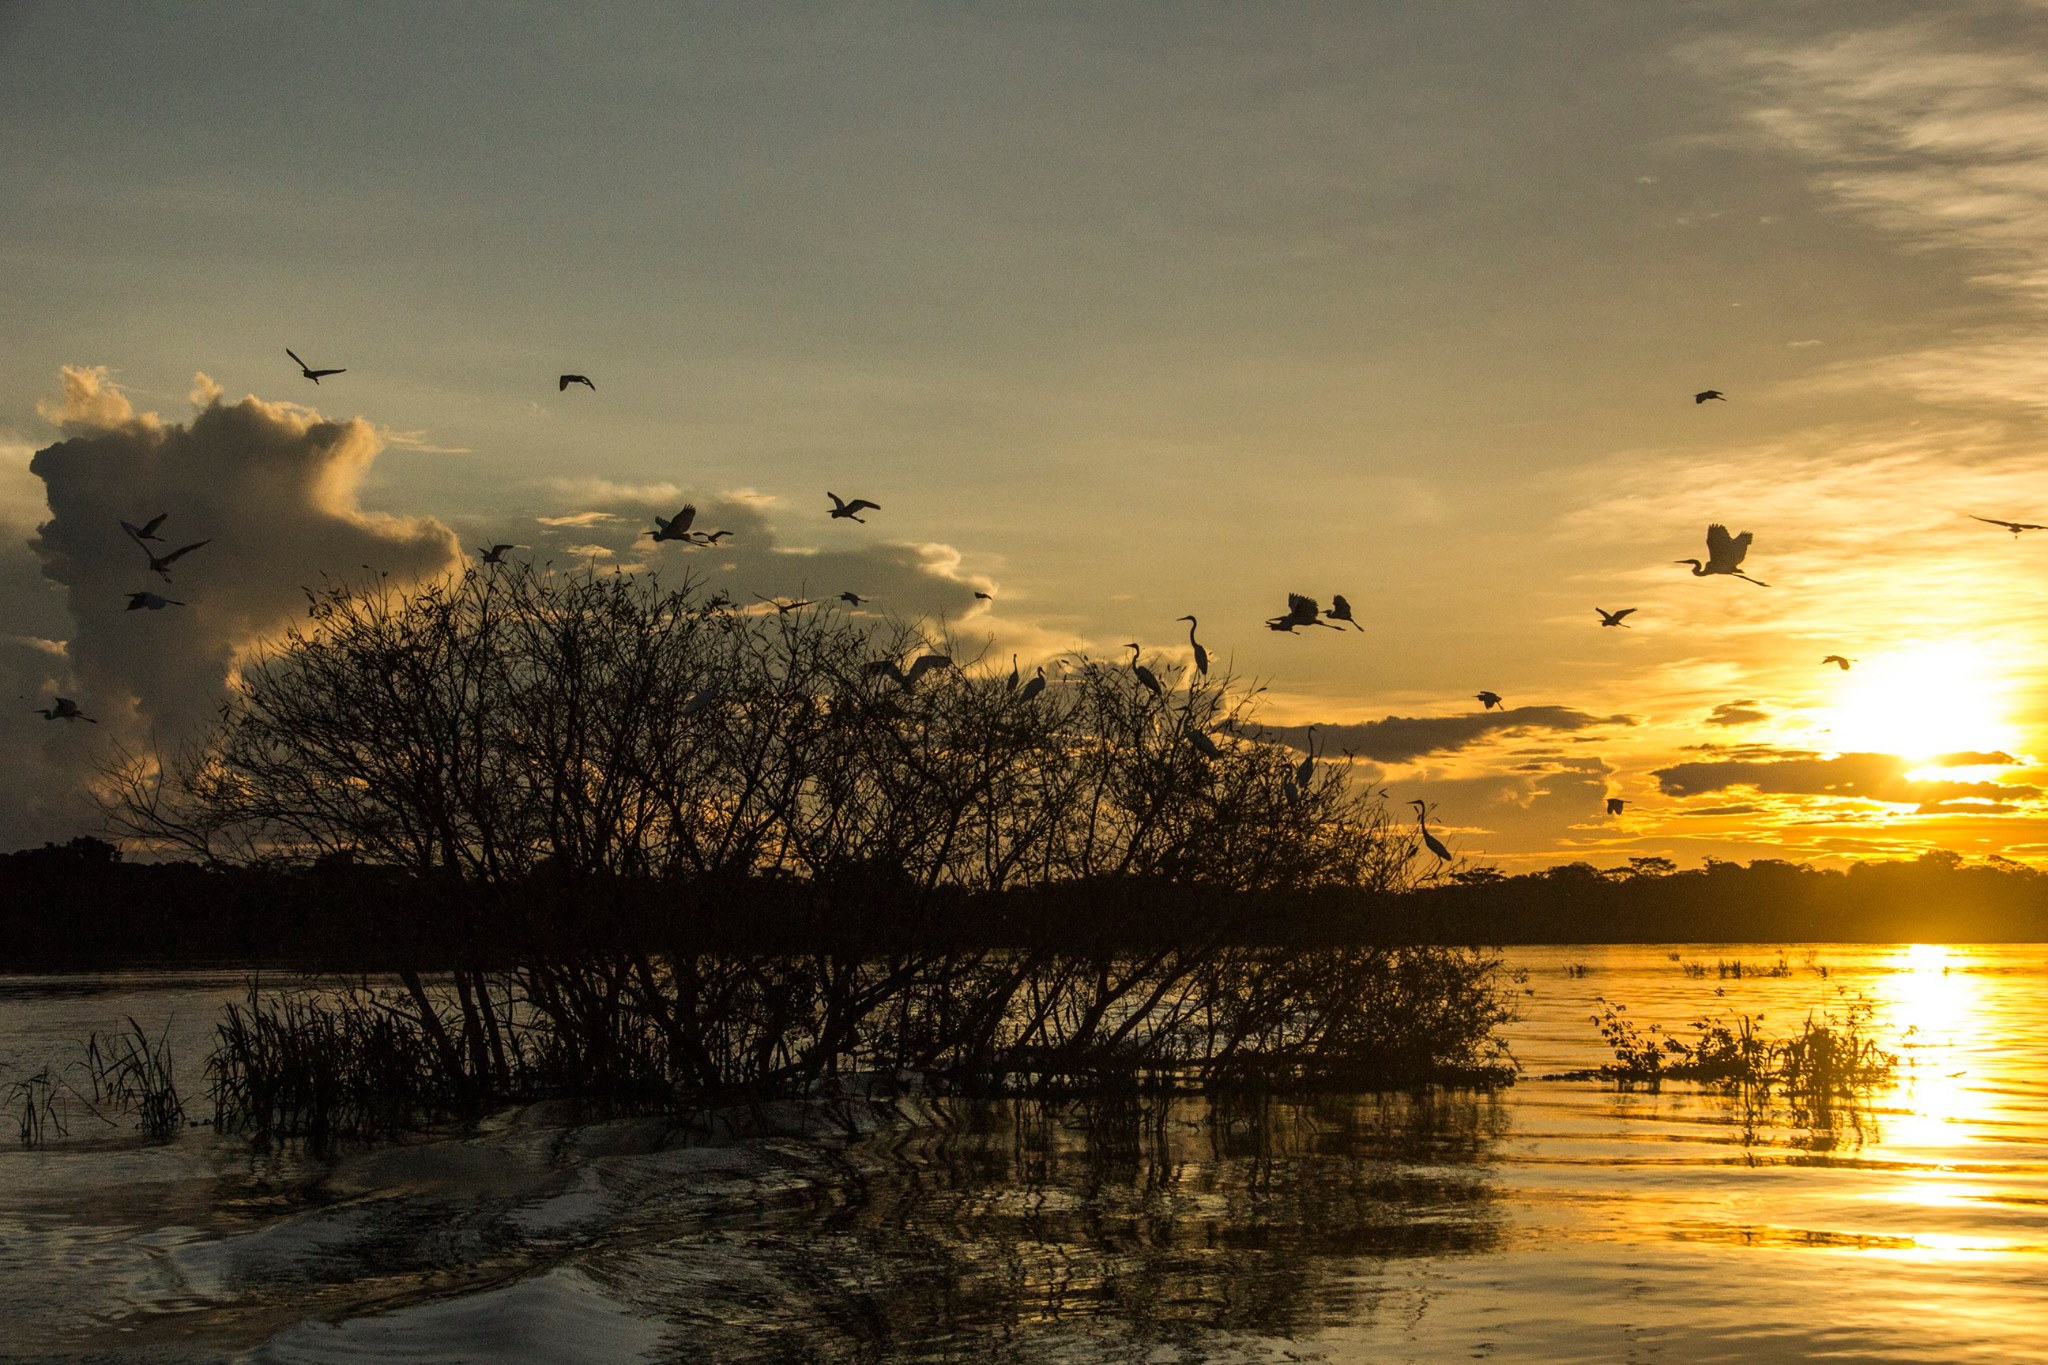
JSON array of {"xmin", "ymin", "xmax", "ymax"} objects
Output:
[{"xmin": 9, "ymin": 1, "xmax": 2048, "ymax": 870}]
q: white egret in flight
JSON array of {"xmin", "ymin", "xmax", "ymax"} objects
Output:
[
  {"xmin": 125, "ymin": 592, "xmax": 184, "ymax": 610},
  {"xmin": 644, "ymin": 506, "xmax": 697, "ymax": 543},
  {"xmin": 1695, "ymin": 389, "xmax": 1725, "ymax": 403},
  {"xmin": 828, "ymin": 493, "xmax": 880, "ymax": 523},
  {"xmin": 1266, "ymin": 593, "xmax": 1339, "ymax": 632},
  {"xmin": 1676, "ymin": 524, "xmax": 1769, "ymax": 586},
  {"xmin": 141, "ymin": 539, "xmax": 210, "ymax": 583},
  {"xmin": 1605, "ymin": 798, "xmax": 1628, "ymax": 816},
  {"xmin": 558, "ymin": 374, "xmax": 595, "ymax": 392},
  {"xmin": 286, "ymin": 348, "xmax": 344, "ymax": 383},
  {"xmin": 121, "ymin": 513, "xmax": 167, "ymax": 545},
  {"xmin": 1596, "ymin": 607, "xmax": 1636, "ymax": 628},
  {"xmin": 36, "ymin": 697, "xmax": 96, "ymax": 723},
  {"xmin": 478, "ymin": 544, "xmax": 518, "ymax": 564},
  {"xmin": 1970, "ymin": 515, "xmax": 2047, "ymax": 537},
  {"xmin": 866, "ymin": 653, "xmax": 954, "ymax": 692},
  {"xmin": 1822, "ymin": 655, "xmax": 1852, "ymax": 671},
  {"xmin": 1323, "ymin": 594, "xmax": 1363, "ymax": 630},
  {"xmin": 1476, "ymin": 691, "xmax": 1503, "ymax": 711}
]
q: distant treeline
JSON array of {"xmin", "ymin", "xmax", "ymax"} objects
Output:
[{"xmin": 6, "ymin": 838, "xmax": 2044, "ymax": 971}]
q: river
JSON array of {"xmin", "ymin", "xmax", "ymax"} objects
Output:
[{"xmin": 2, "ymin": 944, "xmax": 2043, "ymax": 1362}]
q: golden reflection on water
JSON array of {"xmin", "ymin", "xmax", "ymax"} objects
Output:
[{"xmin": 1873, "ymin": 943, "xmax": 1982, "ymax": 1157}]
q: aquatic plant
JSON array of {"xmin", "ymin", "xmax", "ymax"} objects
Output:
[
  {"xmin": 5, "ymin": 1065, "xmax": 67, "ymax": 1146},
  {"xmin": 1585, "ymin": 995, "xmax": 1895, "ymax": 1094},
  {"xmin": 82, "ymin": 1018, "xmax": 185, "ymax": 1141}
]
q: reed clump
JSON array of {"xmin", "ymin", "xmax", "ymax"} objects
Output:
[
  {"xmin": 82, "ymin": 1018, "xmax": 186, "ymax": 1140},
  {"xmin": 1586, "ymin": 995, "xmax": 1895, "ymax": 1094}
]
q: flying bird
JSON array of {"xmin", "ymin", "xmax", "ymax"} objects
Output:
[
  {"xmin": 1016, "ymin": 666, "xmax": 1047, "ymax": 703},
  {"xmin": 558, "ymin": 374, "xmax": 596, "ymax": 392},
  {"xmin": 36, "ymin": 697, "xmax": 96, "ymax": 723},
  {"xmin": 1323, "ymin": 594, "xmax": 1364, "ymax": 630},
  {"xmin": 644, "ymin": 506, "xmax": 697, "ymax": 543},
  {"xmin": 1695, "ymin": 390, "xmax": 1726, "ymax": 403},
  {"xmin": 866, "ymin": 653, "xmax": 954, "ymax": 692},
  {"xmin": 839, "ymin": 591, "xmax": 868, "ymax": 606},
  {"xmin": 1476, "ymin": 691, "xmax": 1503, "ymax": 711},
  {"xmin": 1970, "ymin": 515, "xmax": 2047, "ymax": 537},
  {"xmin": 1176, "ymin": 615, "xmax": 1208, "ymax": 677},
  {"xmin": 141, "ymin": 539, "xmax": 210, "ymax": 582},
  {"xmin": 1125, "ymin": 643, "xmax": 1163, "ymax": 699},
  {"xmin": 1266, "ymin": 593, "xmax": 1340, "ymax": 632},
  {"xmin": 125, "ymin": 591, "xmax": 184, "ymax": 610},
  {"xmin": 755, "ymin": 595, "xmax": 814, "ymax": 615},
  {"xmin": 1676, "ymin": 524, "xmax": 1769, "ymax": 586},
  {"xmin": 1596, "ymin": 607, "xmax": 1636, "ymax": 628},
  {"xmin": 828, "ymin": 493, "xmax": 880, "ymax": 523},
  {"xmin": 1822, "ymin": 655, "xmax": 1852, "ymax": 671},
  {"xmin": 286, "ymin": 348, "xmax": 345, "ymax": 383},
  {"xmin": 691, "ymin": 529, "xmax": 733, "ymax": 546},
  {"xmin": 974, "ymin": 591, "xmax": 994, "ymax": 601},
  {"xmin": 478, "ymin": 544, "xmax": 518, "ymax": 564},
  {"xmin": 1409, "ymin": 800, "xmax": 1451, "ymax": 864},
  {"xmin": 120, "ymin": 513, "xmax": 168, "ymax": 545},
  {"xmin": 1606, "ymin": 798, "xmax": 1628, "ymax": 816}
]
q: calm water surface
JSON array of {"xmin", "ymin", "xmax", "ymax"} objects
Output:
[{"xmin": 2, "ymin": 944, "xmax": 2044, "ymax": 1362}]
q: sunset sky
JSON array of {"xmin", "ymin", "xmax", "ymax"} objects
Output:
[{"xmin": 9, "ymin": 2, "xmax": 2048, "ymax": 869}]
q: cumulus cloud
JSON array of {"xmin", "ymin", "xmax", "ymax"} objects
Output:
[
  {"xmin": 1258, "ymin": 705, "xmax": 1633, "ymax": 764},
  {"xmin": 2, "ymin": 368, "xmax": 460, "ymax": 848}
]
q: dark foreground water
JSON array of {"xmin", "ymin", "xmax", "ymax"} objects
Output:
[{"xmin": 2, "ymin": 944, "xmax": 2045, "ymax": 1362}]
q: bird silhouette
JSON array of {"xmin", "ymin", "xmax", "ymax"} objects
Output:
[
  {"xmin": 839, "ymin": 591, "xmax": 868, "ymax": 606},
  {"xmin": 689, "ymin": 529, "xmax": 733, "ymax": 546},
  {"xmin": 644, "ymin": 506, "xmax": 697, "ymax": 542},
  {"xmin": 478, "ymin": 544, "xmax": 518, "ymax": 564},
  {"xmin": 866, "ymin": 653, "xmax": 954, "ymax": 692},
  {"xmin": 1822, "ymin": 655, "xmax": 1852, "ymax": 670},
  {"xmin": 1266, "ymin": 593, "xmax": 1340, "ymax": 632},
  {"xmin": 974, "ymin": 590, "xmax": 994, "ymax": 601},
  {"xmin": 1970, "ymin": 515, "xmax": 2047, "ymax": 537},
  {"xmin": 1295, "ymin": 727, "xmax": 1317, "ymax": 791},
  {"xmin": 828, "ymin": 493, "xmax": 880, "ymax": 522},
  {"xmin": 1596, "ymin": 607, "xmax": 1637, "ymax": 628},
  {"xmin": 1409, "ymin": 800, "xmax": 1451, "ymax": 863},
  {"xmin": 1695, "ymin": 390, "xmax": 1726, "ymax": 403},
  {"xmin": 1606, "ymin": 798, "xmax": 1628, "ymax": 816},
  {"xmin": 1016, "ymin": 667, "xmax": 1047, "ymax": 703},
  {"xmin": 1677, "ymin": 524, "xmax": 1769, "ymax": 586},
  {"xmin": 755, "ymin": 595, "xmax": 813, "ymax": 615},
  {"xmin": 558, "ymin": 374, "xmax": 595, "ymax": 392},
  {"xmin": 286, "ymin": 348, "xmax": 344, "ymax": 383},
  {"xmin": 1185, "ymin": 726, "xmax": 1222, "ymax": 759},
  {"xmin": 1476, "ymin": 691, "xmax": 1503, "ymax": 711},
  {"xmin": 120, "ymin": 513, "xmax": 168, "ymax": 545},
  {"xmin": 1176, "ymin": 615, "xmax": 1209, "ymax": 677},
  {"xmin": 36, "ymin": 697, "xmax": 96, "ymax": 723},
  {"xmin": 141, "ymin": 539, "xmax": 210, "ymax": 583},
  {"xmin": 125, "ymin": 591, "xmax": 184, "ymax": 610},
  {"xmin": 1126, "ymin": 643, "xmax": 1163, "ymax": 698},
  {"xmin": 1323, "ymin": 594, "xmax": 1364, "ymax": 630}
]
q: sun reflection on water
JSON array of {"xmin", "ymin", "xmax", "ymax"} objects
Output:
[{"xmin": 1870, "ymin": 945, "xmax": 1990, "ymax": 1181}]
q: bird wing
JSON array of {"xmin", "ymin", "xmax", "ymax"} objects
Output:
[
  {"xmin": 141, "ymin": 512, "xmax": 167, "ymax": 535},
  {"xmin": 1706, "ymin": 523, "xmax": 1752, "ymax": 567},
  {"xmin": 157, "ymin": 539, "xmax": 211, "ymax": 566},
  {"xmin": 1285, "ymin": 593, "xmax": 1320, "ymax": 622},
  {"xmin": 847, "ymin": 499, "xmax": 880, "ymax": 513},
  {"xmin": 287, "ymin": 348, "xmax": 307, "ymax": 369},
  {"xmin": 827, "ymin": 492, "xmax": 846, "ymax": 510},
  {"xmin": 906, "ymin": 653, "xmax": 954, "ymax": 683},
  {"xmin": 308, "ymin": 368, "xmax": 345, "ymax": 378},
  {"xmin": 671, "ymin": 505, "xmax": 696, "ymax": 533},
  {"xmin": 863, "ymin": 659, "xmax": 902, "ymax": 682}
]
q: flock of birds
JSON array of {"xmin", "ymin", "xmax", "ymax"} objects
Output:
[{"xmin": 30, "ymin": 361, "xmax": 2048, "ymax": 872}]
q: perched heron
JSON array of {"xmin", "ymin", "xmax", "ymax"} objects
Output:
[
  {"xmin": 1822, "ymin": 655, "xmax": 1852, "ymax": 671},
  {"xmin": 558, "ymin": 374, "xmax": 596, "ymax": 392},
  {"xmin": 1186, "ymin": 726, "xmax": 1221, "ymax": 759},
  {"xmin": 120, "ymin": 513, "xmax": 168, "ymax": 545},
  {"xmin": 1695, "ymin": 390, "xmax": 1726, "ymax": 403},
  {"xmin": 1970, "ymin": 515, "xmax": 2047, "ymax": 537},
  {"xmin": 36, "ymin": 697, "xmax": 96, "ymax": 723},
  {"xmin": 1409, "ymin": 800, "xmax": 1451, "ymax": 863},
  {"xmin": 1295, "ymin": 725, "xmax": 1318, "ymax": 790},
  {"xmin": 1006, "ymin": 654, "xmax": 1019, "ymax": 692},
  {"xmin": 1016, "ymin": 666, "xmax": 1047, "ymax": 703},
  {"xmin": 1606, "ymin": 798, "xmax": 1628, "ymax": 816},
  {"xmin": 827, "ymin": 492, "xmax": 880, "ymax": 523},
  {"xmin": 1596, "ymin": 607, "xmax": 1637, "ymax": 628},
  {"xmin": 1676, "ymin": 524, "xmax": 1769, "ymax": 586},
  {"xmin": 1176, "ymin": 615, "xmax": 1208, "ymax": 677},
  {"xmin": 125, "ymin": 591, "xmax": 184, "ymax": 610},
  {"xmin": 1476, "ymin": 691, "xmax": 1503, "ymax": 711},
  {"xmin": 286, "ymin": 347, "xmax": 344, "ymax": 383},
  {"xmin": 1323, "ymin": 594, "xmax": 1364, "ymax": 630},
  {"xmin": 644, "ymin": 506, "xmax": 697, "ymax": 543},
  {"xmin": 1126, "ymin": 643, "xmax": 1163, "ymax": 698}
]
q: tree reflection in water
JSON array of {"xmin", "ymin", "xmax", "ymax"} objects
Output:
[{"xmin": 608, "ymin": 1091, "xmax": 1508, "ymax": 1358}]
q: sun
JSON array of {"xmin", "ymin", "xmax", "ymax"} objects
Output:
[{"xmin": 1819, "ymin": 643, "xmax": 2018, "ymax": 762}]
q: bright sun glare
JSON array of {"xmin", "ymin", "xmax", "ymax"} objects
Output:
[{"xmin": 1820, "ymin": 644, "xmax": 2017, "ymax": 763}]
